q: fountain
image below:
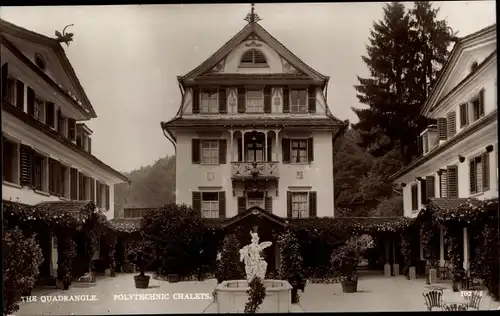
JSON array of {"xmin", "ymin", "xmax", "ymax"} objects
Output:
[{"xmin": 214, "ymin": 231, "xmax": 292, "ymax": 313}]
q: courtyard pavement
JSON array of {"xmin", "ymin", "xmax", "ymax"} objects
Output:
[{"xmin": 16, "ymin": 272, "xmax": 500, "ymax": 315}]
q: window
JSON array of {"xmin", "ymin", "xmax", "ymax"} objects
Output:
[
  {"xmin": 240, "ymin": 49, "xmax": 267, "ymax": 66},
  {"xmin": 411, "ymin": 184, "xmax": 418, "ymax": 211},
  {"xmin": 35, "ymin": 54, "xmax": 46, "ymax": 71},
  {"xmin": 4, "ymin": 77, "xmax": 16, "ymax": 104},
  {"xmin": 439, "ymin": 170, "xmax": 448, "ymax": 198},
  {"xmin": 246, "ymin": 138, "xmax": 264, "ymax": 162},
  {"xmin": 290, "ymin": 90, "xmax": 307, "ymax": 113},
  {"xmin": 247, "ymin": 191, "xmax": 264, "ymax": 209},
  {"xmin": 34, "ymin": 97, "xmax": 45, "ymax": 123},
  {"xmin": 422, "ymin": 134, "xmax": 429, "ymax": 154},
  {"xmin": 201, "ymin": 192, "xmax": 219, "ymax": 218},
  {"xmin": 471, "ymin": 92, "xmax": 485, "ymax": 122},
  {"xmin": 49, "ymin": 159, "xmax": 66, "ymax": 197},
  {"xmin": 3, "ymin": 137, "xmax": 18, "ymax": 184},
  {"xmin": 32, "ymin": 152, "xmax": 47, "ymax": 192},
  {"xmin": 291, "ymin": 192, "xmax": 309, "ymax": 218},
  {"xmin": 246, "ymin": 90, "xmax": 264, "ymax": 113},
  {"xmin": 57, "ymin": 109, "xmax": 66, "ymax": 137},
  {"xmin": 200, "ymin": 90, "xmax": 218, "ymax": 113},
  {"xmin": 470, "ymin": 154, "xmax": 490, "ymax": 194},
  {"xmin": 291, "ymin": 140, "xmax": 308, "ymax": 163},
  {"xmin": 201, "ymin": 140, "xmax": 219, "ymax": 164}
]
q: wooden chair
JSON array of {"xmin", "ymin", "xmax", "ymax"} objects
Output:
[
  {"xmin": 423, "ymin": 290, "xmax": 443, "ymax": 311},
  {"xmin": 443, "ymin": 303, "xmax": 467, "ymax": 311},
  {"xmin": 464, "ymin": 291, "xmax": 483, "ymax": 310}
]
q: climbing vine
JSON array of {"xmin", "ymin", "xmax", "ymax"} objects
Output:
[{"xmin": 244, "ymin": 277, "xmax": 266, "ymax": 314}]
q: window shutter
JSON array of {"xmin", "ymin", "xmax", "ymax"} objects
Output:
[
  {"xmin": 447, "ymin": 165, "xmax": 458, "ymax": 198},
  {"xmin": 411, "ymin": 185, "xmax": 418, "ymax": 210},
  {"xmin": 90, "ymin": 178, "xmax": 95, "ymax": 202},
  {"xmin": 68, "ymin": 118, "xmax": 76, "ymax": 141},
  {"xmin": 469, "ymin": 159, "xmax": 477, "ymax": 194},
  {"xmin": 16, "ymin": 80, "xmax": 24, "ymax": 108},
  {"xmin": 482, "ymin": 153, "xmax": 490, "ymax": 191},
  {"xmin": 307, "ymin": 137, "xmax": 314, "ymax": 163},
  {"xmin": 282, "ymin": 138, "xmax": 291, "ymax": 163},
  {"xmin": 96, "ymin": 181, "xmax": 101, "ymax": 206},
  {"xmin": 264, "ymin": 86, "xmax": 272, "ymax": 113},
  {"xmin": 237, "ymin": 138, "xmax": 242, "ymax": 162},
  {"xmin": 417, "ymin": 135, "xmax": 423, "ymax": 156},
  {"xmin": 88, "ymin": 137, "xmax": 92, "ymax": 154},
  {"xmin": 237, "ymin": 196, "xmax": 246, "ymax": 213},
  {"xmin": 70, "ymin": 168, "xmax": 78, "ymax": 200},
  {"xmin": 267, "ymin": 139, "xmax": 272, "ymax": 162},
  {"xmin": 1, "ymin": 63, "xmax": 7, "ymax": 100},
  {"xmin": 26, "ymin": 87, "xmax": 35, "ymax": 116},
  {"xmin": 459, "ymin": 103, "xmax": 468, "ymax": 127},
  {"xmin": 437, "ymin": 118, "xmax": 447, "ymax": 140},
  {"xmin": 286, "ymin": 191, "xmax": 292, "ymax": 218},
  {"xmin": 308, "ymin": 87, "xmax": 316, "ymax": 113},
  {"xmin": 218, "ymin": 191, "xmax": 226, "ymax": 218},
  {"xmin": 20, "ymin": 144, "xmax": 33, "ymax": 186},
  {"xmin": 308, "ymin": 191, "xmax": 317, "ymax": 217},
  {"xmin": 425, "ymin": 176, "xmax": 435, "ymax": 199},
  {"xmin": 192, "ymin": 139, "xmax": 201, "ymax": 164},
  {"xmin": 57, "ymin": 109, "xmax": 64, "ymax": 135},
  {"xmin": 237, "ymin": 87, "xmax": 246, "ymax": 113},
  {"xmin": 265, "ymin": 197, "xmax": 272, "ymax": 213},
  {"xmin": 420, "ymin": 179, "xmax": 427, "ymax": 204},
  {"xmin": 282, "ymin": 88, "xmax": 290, "ymax": 113},
  {"xmin": 447, "ymin": 111, "xmax": 456, "ymax": 137},
  {"xmin": 49, "ymin": 158, "xmax": 56, "ymax": 195},
  {"xmin": 218, "ymin": 139, "xmax": 227, "ymax": 164},
  {"xmin": 105, "ymin": 185, "xmax": 110, "ymax": 210},
  {"xmin": 192, "ymin": 88, "xmax": 200, "ymax": 114},
  {"xmin": 218, "ymin": 88, "xmax": 227, "ymax": 114},
  {"xmin": 45, "ymin": 102, "xmax": 55, "ymax": 127},
  {"xmin": 478, "ymin": 89, "xmax": 485, "ymax": 117},
  {"xmin": 78, "ymin": 172, "xmax": 84, "ymax": 200},
  {"xmin": 192, "ymin": 192, "xmax": 201, "ymax": 212}
]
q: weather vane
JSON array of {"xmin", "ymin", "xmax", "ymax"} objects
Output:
[
  {"xmin": 54, "ymin": 24, "xmax": 74, "ymax": 47},
  {"xmin": 244, "ymin": 3, "xmax": 262, "ymax": 23}
]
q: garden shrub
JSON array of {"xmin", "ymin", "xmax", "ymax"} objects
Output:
[
  {"xmin": 278, "ymin": 229, "xmax": 306, "ymax": 302},
  {"xmin": 3, "ymin": 227, "xmax": 43, "ymax": 316},
  {"xmin": 215, "ymin": 234, "xmax": 245, "ymax": 283},
  {"xmin": 330, "ymin": 235, "xmax": 373, "ymax": 283},
  {"xmin": 127, "ymin": 240, "xmax": 155, "ymax": 276},
  {"xmin": 57, "ymin": 236, "xmax": 77, "ymax": 288},
  {"xmin": 141, "ymin": 203, "xmax": 208, "ymax": 278}
]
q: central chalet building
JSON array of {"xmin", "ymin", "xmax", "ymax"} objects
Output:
[{"xmin": 161, "ymin": 9, "xmax": 347, "ymax": 221}]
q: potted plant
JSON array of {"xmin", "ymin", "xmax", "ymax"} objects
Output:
[
  {"xmin": 127, "ymin": 240, "xmax": 154, "ymax": 289},
  {"xmin": 330, "ymin": 235, "xmax": 373, "ymax": 293}
]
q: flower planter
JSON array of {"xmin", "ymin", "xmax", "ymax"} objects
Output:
[
  {"xmin": 340, "ymin": 280, "xmax": 358, "ymax": 293},
  {"xmin": 168, "ymin": 274, "xmax": 180, "ymax": 283},
  {"xmin": 134, "ymin": 275, "xmax": 150, "ymax": 289}
]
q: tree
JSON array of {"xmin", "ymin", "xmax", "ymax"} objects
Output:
[
  {"xmin": 215, "ymin": 234, "xmax": 245, "ymax": 283},
  {"xmin": 352, "ymin": 1, "xmax": 455, "ymax": 163}
]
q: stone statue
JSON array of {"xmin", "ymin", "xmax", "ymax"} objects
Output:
[{"xmin": 239, "ymin": 231, "xmax": 272, "ymax": 281}]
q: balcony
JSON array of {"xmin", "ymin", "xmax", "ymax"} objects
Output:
[{"xmin": 231, "ymin": 161, "xmax": 279, "ymax": 180}]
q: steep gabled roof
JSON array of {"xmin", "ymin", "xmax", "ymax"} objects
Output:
[
  {"xmin": 179, "ymin": 21, "xmax": 328, "ymax": 85},
  {"xmin": 421, "ymin": 24, "xmax": 496, "ymax": 116},
  {"xmin": 0, "ymin": 19, "xmax": 97, "ymax": 118}
]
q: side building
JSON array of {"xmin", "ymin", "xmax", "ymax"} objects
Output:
[
  {"xmin": 390, "ymin": 24, "xmax": 497, "ymax": 273},
  {"xmin": 1, "ymin": 19, "xmax": 128, "ymax": 278}
]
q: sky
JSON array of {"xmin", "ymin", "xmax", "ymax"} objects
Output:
[{"xmin": 1, "ymin": 2, "xmax": 496, "ymax": 173}]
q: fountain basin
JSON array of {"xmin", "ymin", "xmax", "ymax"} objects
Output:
[{"xmin": 216, "ymin": 279, "xmax": 292, "ymax": 313}]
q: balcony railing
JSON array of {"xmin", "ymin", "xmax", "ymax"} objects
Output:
[{"xmin": 231, "ymin": 161, "xmax": 279, "ymax": 180}]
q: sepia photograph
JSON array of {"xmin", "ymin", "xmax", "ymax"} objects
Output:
[{"xmin": 1, "ymin": 1, "xmax": 499, "ymax": 314}]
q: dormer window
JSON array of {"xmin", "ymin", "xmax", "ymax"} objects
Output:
[
  {"xmin": 419, "ymin": 125, "xmax": 438, "ymax": 155},
  {"xmin": 35, "ymin": 53, "xmax": 46, "ymax": 71},
  {"xmin": 239, "ymin": 49, "xmax": 268, "ymax": 67},
  {"xmin": 470, "ymin": 61, "xmax": 479, "ymax": 73}
]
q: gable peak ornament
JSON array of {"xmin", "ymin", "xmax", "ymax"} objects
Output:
[
  {"xmin": 54, "ymin": 24, "xmax": 74, "ymax": 47},
  {"xmin": 244, "ymin": 3, "xmax": 262, "ymax": 24}
]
